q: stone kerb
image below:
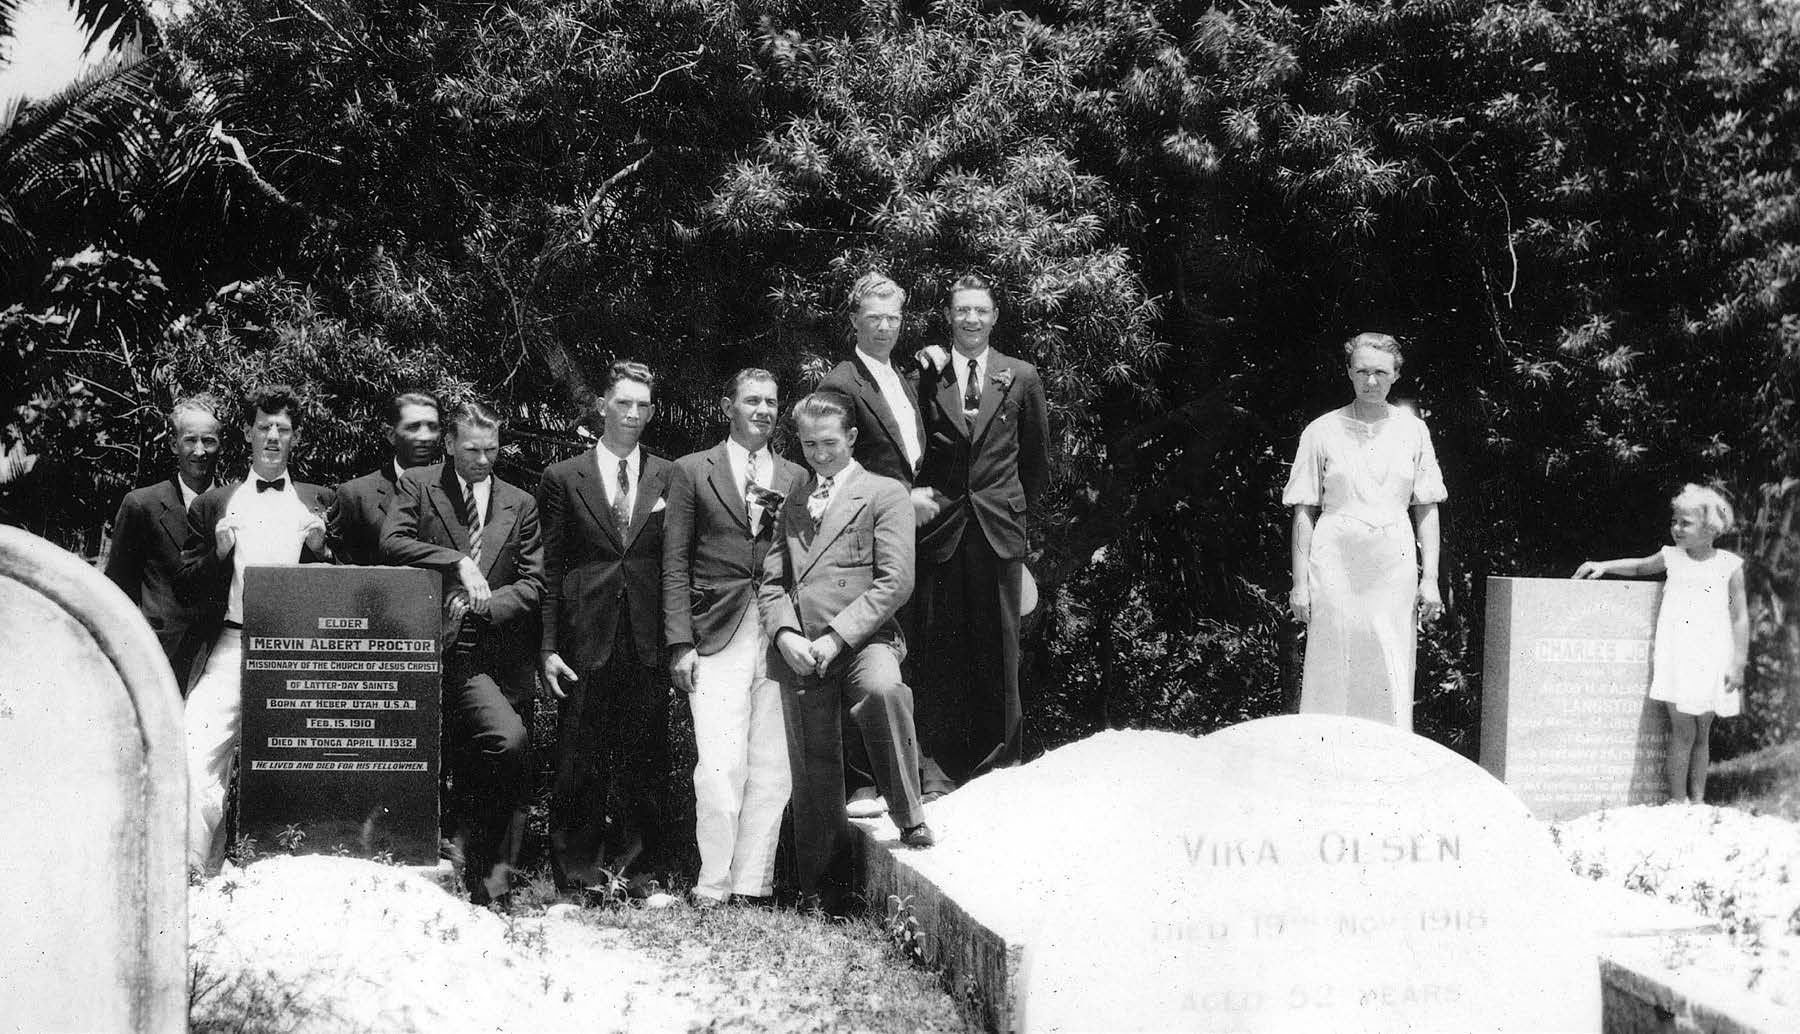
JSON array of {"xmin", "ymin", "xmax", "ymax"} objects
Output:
[{"xmin": 0, "ymin": 524, "xmax": 187, "ymax": 1033}]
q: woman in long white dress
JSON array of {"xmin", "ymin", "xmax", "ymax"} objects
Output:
[{"xmin": 1283, "ymin": 333, "xmax": 1447, "ymax": 730}]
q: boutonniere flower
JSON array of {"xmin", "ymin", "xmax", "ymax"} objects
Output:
[{"xmin": 991, "ymin": 369, "xmax": 1015, "ymax": 392}]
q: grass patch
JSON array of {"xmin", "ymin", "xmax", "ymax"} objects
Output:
[{"xmin": 1708, "ymin": 740, "xmax": 1800, "ymax": 821}]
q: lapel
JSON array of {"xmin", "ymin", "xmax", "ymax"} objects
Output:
[
  {"xmin": 623, "ymin": 455, "xmax": 668, "ymax": 550},
  {"xmin": 154, "ymin": 477, "xmax": 192, "ymax": 551},
  {"xmin": 573, "ymin": 452, "xmax": 623, "ymax": 549},
  {"xmin": 852, "ymin": 354, "xmax": 912, "ymax": 457},
  {"xmin": 969, "ymin": 351, "xmax": 1011, "ymax": 445},
  {"xmin": 704, "ymin": 442, "xmax": 750, "ymax": 534},
  {"xmin": 372, "ymin": 465, "xmax": 398, "ymax": 513},
  {"xmin": 427, "ymin": 466, "xmax": 474, "ymax": 555},
  {"xmin": 935, "ymin": 361, "xmax": 970, "ymax": 440},
  {"xmin": 478, "ymin": 481, "xmax": 518, "ymax": 577},
  {"xmin": 796, "ymin": 466, "xmax": 868, "ymax": 580}
]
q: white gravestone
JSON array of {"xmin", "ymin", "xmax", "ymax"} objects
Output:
[
  {"xmin": 1016, "ymin": 718, "xmax": 1600, "ymax": 1033},
  {"xmin": 0, "ymin": 525, "xmax": 187, "ymax": 1033}
]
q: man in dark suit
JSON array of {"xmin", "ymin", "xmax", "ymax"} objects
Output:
[
  {"xmin": 914, "ymin": 272, "xmax": 1051, "ymax": 788},
  {"xmin": 538, "ymin": 360, "xmax": 673, "ymax": 890},
  {"xmin": 819, "ymin": 272, "xmax": 947, "ymax": 815},
  {"xmin": 105, "ymin": 395, "xmax": 224, "ymax": 691},
  {"xmin": 760, "ymin": 392, "xmax": 932, "ymax": 909},
  {"xmin": 329, "ymin": 392, "xmax": 443, "ymax": 567},
  {"xmin": 178, "ymin": 385, "xmax": 337, "ymax": 873},
  {"xmin": 380, "ymin": 402, "xmax": 543, "ymax": 906},
  {"xmin": 663, "ymin": 368, "xmax": 806, "ymax": 905}
]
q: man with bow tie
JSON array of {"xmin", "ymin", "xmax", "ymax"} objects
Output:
[
  {"xmin": 760, "ymin": 391, "xmax": 932, "ymax": 911},
  {"xmin": 177, "ymin": 385, "xmax": 337, "ymax": 873},
  {"xmin": 329, "ymin": 392, "xmax": 443, "ymax": 567},
  {"xmin": 105, "ymin": 394, "xmax": 225, "ymax": 693},
  {"xmin": 380, "ymin": 401, "xmax": 543, "ymax": 906},
  {"xmin": 662, "ymin": 369, "xmax": 805, "ymax": 906},
  {"xmin": 538, "ymin": 360, "xmax": 673, "ymax": 891},
  {"xmin": 914, "ymin": 272, "xmax": 1051, "ymax": 790}
]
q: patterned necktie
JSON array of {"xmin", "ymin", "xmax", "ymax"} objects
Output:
[
  {"xmin": 963, "ymin": 357, "xmax": 981, "ymax": 421},
  {"xmin": 614, "ymin": 458, "xmax": 632, "ymax": 535},
  {"xmin": 745, "ymin": 450, "xmax": 762, "ymax": 531},
  {"xmin": 463, "ymin": 481, "xmax": 483, "ymax": 566},
  {"xmin": 806, "ymin": 475, "xmax": 834, "ymax": 521}
]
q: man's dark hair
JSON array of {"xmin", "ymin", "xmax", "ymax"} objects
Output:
[
  {"xmin": 793, "ymin": 391, "xmax": 855, "ymax": 433},
  {"xmin": 447, "ymin": 401, "xmax": 503, "ymax": 438},
  {"xmin": 601, "ymin": 360, "xmax": 657, "ymax": 402},
  {"xmin": 722, "ymin": 367, "xmax": 779, "ymax": 400},
  {"xmin": 384, "ymin": 391, "xmax": 442, "ymax": 427},
  {"xmin": 243, "ymin": 385, "xmax": 302, "ymax": 428},
  {"xmin": 946, "ymin": 272, "xmax": 1000, "ymax": 307}
]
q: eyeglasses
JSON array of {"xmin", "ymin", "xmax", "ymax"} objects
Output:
[{"xmin": 860, "ymin": 314, "xmax": 902, "ymax": 328}]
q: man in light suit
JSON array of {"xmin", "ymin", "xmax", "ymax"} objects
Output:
[
  {"xmin": 329, "ymin": 392, "xmax": 443, "ymax": 567},
  {"xmin": 915, "ymin": 272, "xmax": 1051, "ymax": 786},
  {"xmin": 760, "ymin": 391, "xmax": 933, "ymax": 910},
  {"xmin": 538, "ymin": 360, "xmax": 673, "ymax": 889},
  {"xmin": 105, "ymin": 394, "xmax": 224, "ymax": 691},
  {"xmin": 663, "ymin": 368, "xmax": 806, "ymax": 906},
  {"xmin": 177, "ymin": 385, "xmax": 337, "ymax": 873},
  {"xmin": 380, "ymin": 402, "xmax": 543, "ymax": 906}
]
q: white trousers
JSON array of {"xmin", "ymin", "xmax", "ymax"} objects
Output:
[
  {"xmin": 690, "ymin": 608, "xmax": 791, "ymax": 900},
  {"xmin": 185, "ymin": 628, "xmax": 243, "ymax": 871}
]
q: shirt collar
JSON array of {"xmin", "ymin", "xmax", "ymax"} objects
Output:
[
  {"xmin": 596, "ymin": 443, "xmax": 641, "ymax": 471},
  {"xmin": 176, "ymin": 477, "xmax": 207, "ymax": 508},
  {"xmin": 392, "ymin": 459, "xmax": 407, "ymax": 481},
  {"xmin": 455, "ymin": 471, "xmax": 490, "ymax": 497},
  {"xmin": 725, "ymin": 437, "xmax": 768, "ymax": 468},
  {"xmin": 955, "ymin": 346, "xmax": 991, "ymax": 372},
  {"xmin": 855, "ymin": 347, "xmax": 900, "ymax": 378},
  {"xmin": 245, "ymin": 467, "xmax": 291, "ymax": 488}
]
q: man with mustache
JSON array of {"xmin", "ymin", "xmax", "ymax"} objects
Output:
[{"xmin": 105, "ymin": 394, "xmax": 225, "ymax": 692}]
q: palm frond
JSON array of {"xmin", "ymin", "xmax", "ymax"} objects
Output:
[
  {"xmin": 72, "ymin": 0, "xmax": 160, "ymax": 54},
  {"xmin": 0, "ymin": 49, "xmax": 165, "ymax": 196}
]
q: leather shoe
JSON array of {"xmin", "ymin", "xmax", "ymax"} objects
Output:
[
  {"xmin": 846, "ymin": 786, "xmax": 888, "ymax": 819},
  {"xmin": 899, "ymin": 822, "xmax": 936, "ymax": 849}
]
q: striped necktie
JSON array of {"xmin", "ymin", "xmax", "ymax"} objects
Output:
[
  {"xmin": 463, "ymin": 481, "xmax": 483, "ymax": 566},
  {"xmin": 614, "ymin": 458, "xmax": 632, "ymax": 535}
]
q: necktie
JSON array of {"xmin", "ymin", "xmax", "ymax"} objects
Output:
[
  {"xmin": 807, "ymin": 475, "xmax": 834, "ymax": 521},
  {"xmin": 463, "ymin": 481, "xmax": 483, "ymax": 566},
  {"xmin": 745, "ymin": 451, "xmax": 762, "ymax": 531},
  {"xmin": 614, "ymin": 458, "xmax": 632, "ymax": 535},
  {"xmin": 255, "ymin": 477, "xmax": 285, "ymax": 493},
  {"xmin": 963, "ymin": 358, "xmax": 981, "ymax": 421}
]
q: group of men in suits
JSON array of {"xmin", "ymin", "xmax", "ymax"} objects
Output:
[{"xmin": 104, "ymin": 269, "xmax": 1049, "ymax": 911}]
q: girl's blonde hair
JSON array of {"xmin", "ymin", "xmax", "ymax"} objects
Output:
[{"xmin": 1672, "ymin": 483, "xmax": 1735, "ymax": 535}]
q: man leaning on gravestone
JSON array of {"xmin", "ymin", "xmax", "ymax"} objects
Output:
[
  {"xmin": 380, "ymin": 402, "xmax": 544, "ymax": 907},
  {"xmin": 177, "ymin": 385, "xmax": 336, "ymax": 874},
  {"xmin": 328, "ymin": 391, "xmax": 443, "ymax": 566},
  {"xmin": 538, "ymin": 360, "xmax": 673, "ymax": 894},
  {"xmin": 104, "ymin": 394, "xmax": 225, "ymax": 694}
]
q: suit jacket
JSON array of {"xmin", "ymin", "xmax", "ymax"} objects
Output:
[
  {"xmin": 105, "ymin": 476, "xmax": 208, "ymax": 674},
  {"xmin": 916, "ymin": 349, "xmax": 1050, "ymax": 564},
  {"xmin": 759, "ymin": 464, "xmax": 916, "ymax": 674},
  {"xmin": 379, "ymin": 463, "xmax": 543, "ymax": 689},
  {"xmin": 538, "ymin": 448, "xmax": 672, "ymax": 672},
  {"xmin": 176, "ymin": 479, "xmax": 337, "ymax": 640},
  {"xmin": 329, "ymin": 464, "xmax": 403, "ymax": 566},
  {"xmin": 662, "ymin": 442, "xmax": 807, "ymax": 656},
  {"xmin": 819, "ymin": 355, "xmax": 926, "ymax": 487}
]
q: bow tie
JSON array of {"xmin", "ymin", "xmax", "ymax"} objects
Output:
[{"xmin": 255, "ymin": 477, "xmax": 286, "ymax": 493}]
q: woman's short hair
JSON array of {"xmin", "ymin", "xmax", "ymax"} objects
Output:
[
  {"xmin": 1342, "ymin": 332, "xmax": 1404, "ymax": 370},
  {"xmin": 792, "ymin": 391, "xmax": 854, "ymax": 433},
  {"xmin": 1672, "ymin": 483, "xmax": 1736, "ymax": 535}
]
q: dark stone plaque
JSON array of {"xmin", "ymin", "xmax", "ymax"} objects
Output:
[{"xmin": 240, "ymin": 565, "xmax": 441, "ymax": 863}]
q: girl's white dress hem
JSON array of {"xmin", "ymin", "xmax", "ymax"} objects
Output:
[{"xmin": 1650, "ymin": 545, "xmax": 1742, "ymax": 718}]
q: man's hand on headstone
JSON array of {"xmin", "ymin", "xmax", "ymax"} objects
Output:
[
  {"xmin": 808, "ymin": 631, "xmax": 844, "ymax": 676},
  {"xmin": 669, "ymin": 647, "xmax": 699, "ymax": 694},
  {"xmin": 457, "ymin": 557, "xmax": 491, "ymax": 613},
  {"xmin": 776, "ymin": 631, "xmax": 814, "ymax": 678},
  {"xmin": 540, "ymin": 651, "xmax": 577, "ymax": 699}
]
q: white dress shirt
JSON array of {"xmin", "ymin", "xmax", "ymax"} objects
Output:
[
  {"xmin": 221, "ymin": 468, "xmax": 314, "ymax": 623},
  {"xmin": 855, "ymin": 347, "xmax": 923, "ymax": 471},
  {"xmin": 726, "ymin": 438, "xmax": 774, "ymax": 532},
  {"xmin": 953, "ymin": 346, "xmax": 991, "ymax": 408},
  {"xmin": 177, "ymin": 477, "xmax": 208, "ymax": 510},
  {"xmin": 597, "ymin": 444, "xmax": 642, "ymax": 515}
]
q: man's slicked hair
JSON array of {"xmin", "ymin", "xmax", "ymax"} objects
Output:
[
  {"xmin": 946, "ymin": 271, "xmax": 1000, "ymax": 307},
  {"xmin": 792, "ymin": 391, "xmax": 855, "ymax": 433},
  {"xmin": 847, "ymin": 272, "xmax": 906, "ymax": 312},
  {"xmin": 243, "ymin": 385, "xmax": 303, "ymax": 428},
  {"xmin": 447, "ymin": 401, "xmax": 503, "ymax": 438},
  {"xmin": 385, "ymin": 391, "xmax": 442, "ymax": 427},
  {"xmin": 601, "ymin": 360, "xmax": 657, "ymax": 402},
  {"xmin": 722, "ymin": 367, "xmax": 779, "ymax": 401}
]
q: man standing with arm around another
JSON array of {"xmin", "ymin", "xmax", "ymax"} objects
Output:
[
  {"xmin": 914, "ymin": 273, "xmax": 1051, "ymax": 789},
  {"xmin": 760, "ymin": 392, "xmax": 932, "ymax": 912},
  {"xmin": 177, "ymin": 386, "xmax": 336, "ymax": 873},
  {"xmin": 106, "ymin": 395, "xmax": 224, "ymax": 692},
  {"xmin": 329, "ymin": 392, "xmax": 443, "ymax": 567},
  {"xmin": 380, "ymin": 402, "xmax": 543, "ymax": 906},
  {"xmin": 663, "ymin": 369, "xmax": 805, "ymax": 906},
  {"xmin": 538, "ymin": 361, "xmax": 672, "ymax": 890}
]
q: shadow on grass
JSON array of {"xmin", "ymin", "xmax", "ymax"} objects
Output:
[{"xmin": 1707, "ymin": 740, "xmax": 1800, "ymax": 821}]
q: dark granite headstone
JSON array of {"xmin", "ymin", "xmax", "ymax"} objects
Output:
[
  {"xmin": 1480, "ymin": 576, "xmax": 1669, "ymax": 820},
  {"xmin": 240, "ymin": 565, "xmax": 441, "ymax": 863}
]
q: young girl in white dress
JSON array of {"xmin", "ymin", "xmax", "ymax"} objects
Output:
[{"xmin": 1574, "ymin": 484, "xmax": 1749, "ymax": 803}]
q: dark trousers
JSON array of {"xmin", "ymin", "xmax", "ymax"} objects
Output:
[
  {"xmin": 781, "ymin": 640, "xmax": 923, "ymax": 897},
  {"xmin": 915, "ymin": 528, "xmax": 1023, "ymax": 785},
  {"xmin": 444, "ymin": 651, "xmax": 531, "ymax": 901},
  {"xmin": 550, "ymin": 616, "xmax": 669, "ymax": 888}
]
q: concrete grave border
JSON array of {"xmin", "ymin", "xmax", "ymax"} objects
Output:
[{"xmin": 0, "ymin": 525, "xmax": 188, "ymax": 1032}]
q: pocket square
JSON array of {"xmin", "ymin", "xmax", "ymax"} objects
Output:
[
  {"xmin": 651, "ymin": 497, "xmax": 667, "ymax": 513},
  {"xmin": 747, "ymin": 485, "xmax": 786, "ymax": 515}
]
